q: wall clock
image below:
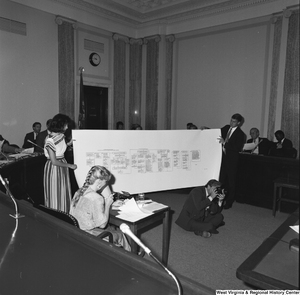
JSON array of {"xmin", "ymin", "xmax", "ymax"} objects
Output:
[{"xmin": 89, "ymin": 52, "xmax": 101, "ymax": 67}]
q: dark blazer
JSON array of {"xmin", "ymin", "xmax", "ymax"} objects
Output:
[
  {"xmin": 175, "ymin": 186, "xmax": 221, "ymax": 231},
  {"xmin": 22, "ymin": 132, "xmax": 36, "ymax": 148},
  {"xmin": 281, "ymin": 138, "xmax": 293, "ymax": 149},
  {"xmin": 221, "ymin": 125, "xmax": 245, "ymax": 161},
  {"xmin": 269, "ymin": 138, "xmax": 294, "ymax": 158},
  {"xmin": 35, "ymin": 130, "xmax": 48, "ymax": 152},
  {"xmin": 246, "ymin": 137, "xmax": 271, "ymax": 156}
]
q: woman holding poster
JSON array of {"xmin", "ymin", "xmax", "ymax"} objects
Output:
[{"xmin": 43, "ymin": 113, "xmax": 77, "ymax": 212}]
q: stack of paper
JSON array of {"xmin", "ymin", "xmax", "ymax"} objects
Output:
[
  {"xmin": 115, "ymin": 198, "xmax": 152, "ymax": 222},
  {"xmin": 115, "ymin": 198, "xmax": 168, "ymax": 222}
]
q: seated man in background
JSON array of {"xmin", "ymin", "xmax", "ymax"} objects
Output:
[
  {"xmin": 0, "ymin": 135, "xmax": 23, "ymax": 157},
  {"xmin": 130, "ymin": 123, "xmax": 143, "ymax": 130},
  {"xmin": 116, "ymin": 121, "xmax": 124, "ymax": 130},
  {"xmin": 243, "ymin": 127, "xmax": 271, "ymax": 155},
  {"xmin": 35, "ymin": 119, "xmax": 51, "ymax": 152},
  {"xmin": 187, "ymin": 122, "xmax": 193, "ymax": 129},
  {"xmin": 175, "ymin": 179, "xmax": 225, "ymax": 238},
  {"xmin": 22, "ymin": 122, "xmax": 41, "ymax": 149},
  {"xmin": 269, "ymin": 130, "xmax": 295, "ymax": 158}
]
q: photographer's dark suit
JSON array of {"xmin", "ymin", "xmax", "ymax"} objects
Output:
[
  {"xmin": 219, "ymin": 125, "xmax": 245, "ymax": 208},
  {"xmin": 175, "ymin": 186, "xmax": 223, "ymax": 232}
]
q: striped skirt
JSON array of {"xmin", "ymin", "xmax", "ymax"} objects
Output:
[{"xmin": 43, "ymin": 158, "xmax": 72, "ymax": 212}]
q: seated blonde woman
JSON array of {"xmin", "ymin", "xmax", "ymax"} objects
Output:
[{"xmin": 70, "ymin": 165, "xmax": 131, "ymax": 251}]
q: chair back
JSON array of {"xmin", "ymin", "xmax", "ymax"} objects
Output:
[
  {"xmin": 36, "ymin": 204, "xmax": 79, "ymax": 227},
  {"xmin": 35, "ymin": 205, "xmax": 113, "ymax": 243}
]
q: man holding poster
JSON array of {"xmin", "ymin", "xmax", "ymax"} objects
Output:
[{"xmin": 218, "ymin": 113, "xmax": 246, "ymax": 209}]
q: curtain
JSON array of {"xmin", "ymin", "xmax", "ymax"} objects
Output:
[
  {"xmin": 57, "ymin": 20, "xmax": 75, "ymax": 121},
  {"xmin": 165, "ymin": 35, "xmax": 175, "ymax": 130},
  {"xmin": 267, "ymin": 16, "xmax": 282, "ymax": 140},
  {"xmin": 281, "ymin": 10, "xmax": 299, "ymax": 156},
  {"xmin": 145, "ymin": 38, "xmax": 159, "ymax": 130},
  {"xmin": 129, "ymin": 40, "xmax": 143, "ymax": 128},
  {"xmin": 113, "ymin": 37, "xmax": 127, "ymax": 128}
]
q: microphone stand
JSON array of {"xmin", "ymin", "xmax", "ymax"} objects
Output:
[
  {"xmin": 120, "ymin": 223, "xmax": 182, "ymax": 295},
  {"xmin": 148, "ymin": 252, "xmax": 182, "ymax": 295},
  {"xmin": 27, "ymin": 139, "xmax": 44, "ymax": 152},
  {"xmin": 251, "ymin": 139, "xmax": 263, "ymax": 154},
  {"xmin": 0, "ymin": 174, "xmax": 25, "ymax": 219},
  {"xmin": 0, "ymin": 217, "xmax": 19, "ymax": 270},
  {"xmin": 0, "ymin": 151, "xmax": 10, "ymax": 161}
]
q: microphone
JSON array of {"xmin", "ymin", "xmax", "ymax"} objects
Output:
[
  {"xmin": 251, "ymin": 139, "xmax": 263, "ymax": 154},
  {"xmin": 120, "ymin": 223, "xmax": 182, "ymax": 295},
  {"xmin": 27, "ymin": 139, "xmax": 44, "ymax": 151},
  {"xmin": 0, "ymin": 174, "xmax": 25, "ymax": 219},
  {"xmin": 120, "ymin": 223, "xmax": 151, "ymax": 255},
  {"xmin": 0, "ymin": 151, "xmax": 9, "ymax": 161}
]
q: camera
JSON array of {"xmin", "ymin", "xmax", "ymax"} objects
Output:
[
  {"xmin": 215, "ymin": 187, "xmax": 223, "ymax": 195},
  {"xmin": 215, "ymin": 187, "xmax": 226, "ymax": 198}
]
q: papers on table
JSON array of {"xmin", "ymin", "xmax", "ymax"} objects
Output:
[
  {"xmin": 113, "ymin": 198, "xmax": 168, "ymax": 222},
  {"xmin": 141, "ymin": 201, "xmax": 168, "ymax": 213},
  {"xmin": 8, "ymin": 148, "xmax": 34, "ymax": 159},
  {"xmin": 22, "ymin": 148, "xmax": 34, "ymax": 154},
  {"xmin": 243, "ymin": 142, "xmax": 256, "ymax": 151}
]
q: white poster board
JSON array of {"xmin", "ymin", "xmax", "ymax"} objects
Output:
[{"xmin": 72, "ymin": 129, "xmax": 222, "ymax": 194}]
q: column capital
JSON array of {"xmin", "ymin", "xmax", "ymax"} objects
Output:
[
  {"xmin": 166, "ymin": 34, "xmax": 175, "ymax": 43},
  {"xmin": 143, "ymin": 35, "xmax": 161, "ymax": 44},
  {"xmin": 55, "ymin": 16, "xmax": 77, "ymax": 28},
  {"xmin": 129, "ymin": 38, "xmax": 143, "ymax": 45},
  {"xmin": 112, "ymin": 33, "xmax": 129, "ymax": 43},
  {"xmin": 271, "ymin": 16, "xmax": 279, "ymax": 24},
  {"xmin": 283, "ymin": 9, "xmax": 292, "ymax": 18}
]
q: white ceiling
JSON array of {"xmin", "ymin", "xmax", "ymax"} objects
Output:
[
  {"xmin": 9, "ymin": 0, "xmax": 299, "ymax": 36},
  {"xmin": 55, "ymin": 0, "xmax": 275, "ymax": 24}
]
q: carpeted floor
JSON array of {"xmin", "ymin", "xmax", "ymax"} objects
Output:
[{"xmin": 138, "ymin": 189, "xmax": 293, "ymax": 291}]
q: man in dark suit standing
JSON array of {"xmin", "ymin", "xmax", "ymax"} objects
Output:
[
  {"xmin": 218, "ymin": 113, "xmax": 246, "ymax": 209},
  {"xmin": 22, "ymin": 122, "xmax": 41, "ymax": 149},
  {"xmin": 244, "ymin": 127, "xmax": 271, "ymax": 156}
]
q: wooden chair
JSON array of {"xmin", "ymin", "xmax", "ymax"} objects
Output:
[{"xmin": 273, "ymin": 177, "xmax": 299, "ymax": 216}]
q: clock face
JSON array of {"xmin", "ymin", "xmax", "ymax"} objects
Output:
[{"xmin": 89, "ymin": 52, "xmax": 101, "ymax": 67}]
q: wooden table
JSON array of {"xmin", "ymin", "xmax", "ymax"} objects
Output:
[
  {"xmin": 236, "ymin": 153, "xmax": 299, "ymax": 210},
  {"xmin": 236, "ymin": 211, "xmax": 299, "ymax": 289},
  {"xmin": 110, "ymin": 205, "xmax": 170, "ymax": 266}
]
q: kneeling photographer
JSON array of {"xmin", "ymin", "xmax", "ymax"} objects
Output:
[{"xmin": 175, "ymin": 179, "xmax": 225, "ymax": 238}]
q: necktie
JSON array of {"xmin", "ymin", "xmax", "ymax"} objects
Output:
[
  {"xmin": 222, "ymin": 127, "xmax": 232, "ymax": 154},
  {"xmin": 224, "ymin": 127, "xmax": 232, "ymax": 143}
]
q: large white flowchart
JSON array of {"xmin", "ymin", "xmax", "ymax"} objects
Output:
[{"xmin": 73, "ymin": 129, "xmax": 222, "ymax": 194}]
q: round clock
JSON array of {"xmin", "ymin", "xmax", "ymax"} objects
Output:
[{"xmin": 89, "ymin": 52, "xmax": 101, "ymax": 67}]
